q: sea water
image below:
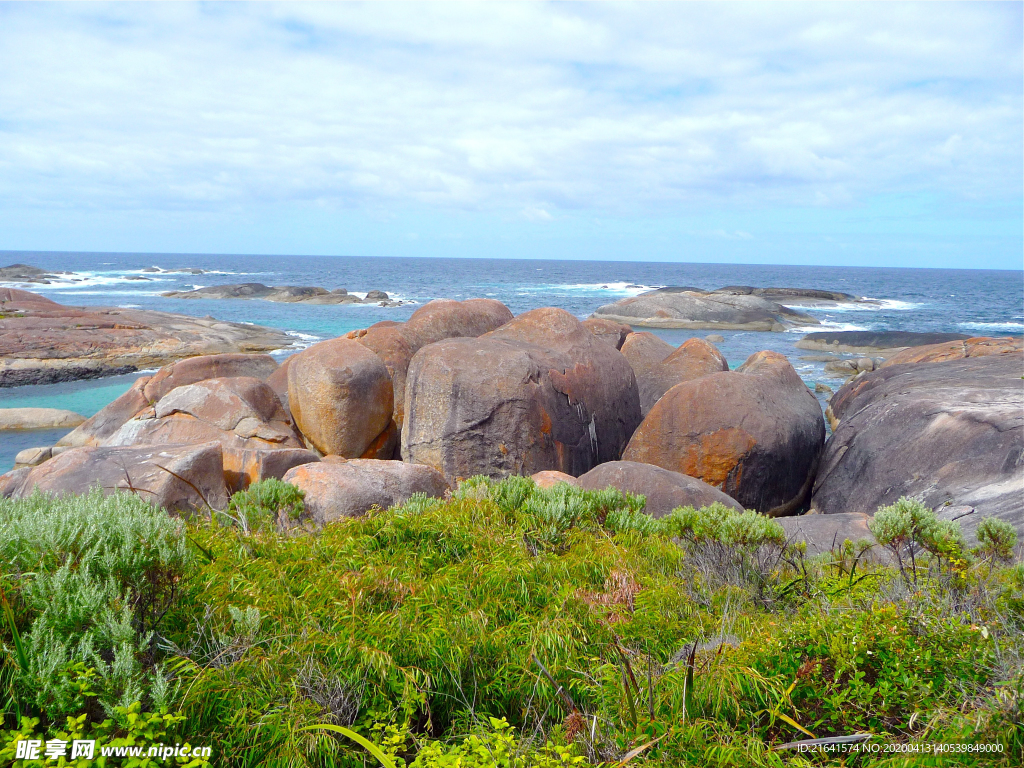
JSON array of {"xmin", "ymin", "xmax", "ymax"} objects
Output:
[{"xmin": 2, "ymin": 251, "xmax": 1022, "ymax": 471}]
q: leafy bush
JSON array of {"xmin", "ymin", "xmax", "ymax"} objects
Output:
[
  {"xmin": 869, "ymin": 496, "xmax": 967, "ymax": 586},
  {"xmin": 222, "ymin": 478, "xmax": 305, "ymax": 532},
  {"xmin": 0, "ymin": 488, "xmax": 192, "ymax": 721},
  {"xmin": 976, "ymin": 517, "xmax": 1018, "ymax": 563}
]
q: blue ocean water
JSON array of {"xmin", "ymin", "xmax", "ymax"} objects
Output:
[{"xmin": 2, "ymin": 251, "xmax": 1022, "ymax": 471}]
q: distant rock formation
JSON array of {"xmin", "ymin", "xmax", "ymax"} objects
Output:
[{"xmin": 162, "ymin": 283, "xmax": 403, "ymax": 306}]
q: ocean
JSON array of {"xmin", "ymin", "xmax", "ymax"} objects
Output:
[{"xmin": 2, "ymin": 251, "xmax": 1022, "ymax": 472}]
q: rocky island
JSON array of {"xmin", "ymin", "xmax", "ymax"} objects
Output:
[
  {"xmin": 590, "ymin": 286, "xmax": 837, "ymax": 330},
  {"xmin": 162, "ymin": 282, "xmax": 403, "ymax": 306},
  {"xmin": 0, "ymin": 287, "xmax": 294, "ymax": 386}
]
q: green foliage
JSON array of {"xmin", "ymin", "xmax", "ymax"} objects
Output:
[
  {"xmin": 975, "ymin": 517, "xmax": 1018, "ymax": 563},
  {"xmin": 0, "ymin": 488, "xmax": 191, "ymax": 721},
  {"xmin": 223, "ymin": 478, "xmax": 306, "ymax": 532},
  {"xmin": 869, "ymin": 497, "xmax": 968, "ymax": 587}
]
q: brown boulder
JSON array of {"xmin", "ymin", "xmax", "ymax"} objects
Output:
[
  {"xmin": 265, "ymin": 354, "xmax": 293, "ymax": 410},
  {"xmin": 350, "ymin": 299, "xmax": 514, "ymax": 427},
  {"xmin": 881, "ymin": 336, "xmax": 1022, "ymax": 367},
  {"xmin": 636, "ymin": 338, "xmax": 728, "ymax": 416},
  {"xmin": 288, "ymin": 338, "xmax": 394, "ymax": 458},
  {"xmin": 3, "ymin": 443, "xmax": 228, "ymax": 512},
  {"xmin": 530, "ymin": 470, "xmax": 581, "ymax": 489},
  {"xmin": 581, "ymin": 318, "xmax": 632, "ymax": 349},
  {"xmin": 143, "ymin": 353, "xmax": 279, "ymax": 402},
  {"xmin": 620, "ymin": 332, "xmax": 675, "ymax": 379},
  {"xmin": 106, "ymin": 377, "xmax": 303, "ymax": 490},
  {"xmin": 577, "ymin": 461, "xmax": 743, "ymax": 517},
  {"xmin": 283, "ymin": 458, "xmax": 448, "ymax": 523},
  {"xmin": 623, "ymin": 351, "xmax": 825, "ymax": 515},
  {"xmin": 402, "ymin": 308, "xmax": 641, "ymax": 482},
  {"xmin": 237, "ymin": 447, "xmax": 321, "ymax": 487}
]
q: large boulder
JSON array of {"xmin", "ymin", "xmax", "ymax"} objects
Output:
[
  {"xmin": 797, "ymin": 331, "xmax": 972, "ymax": 355},
  {"xmin": 591, "ymin": 289, "xmax": 818, "ymax": 331},
  {"xmin": 623, "ymin": 351, "xmax": 825, "ymax": 515},
  {"xmin": 143, "ymin": 353, "xmax": 279, "ymax": 402},
  {"xmin": 0, "ymin": 443, "xmax": 228, "ymax": 512},
  {"xmin": 812, "ymin": 353, "xmax": 1024, "ymax": 538},
  {"xmin": 106, "ymin": 377, "xmax": 304, "ymax": 490},
  {"xmin": 777, "ymin": 513, "xmax": 878, "ymax": 557},
  {"xmin": 577, "ymin": 461, "xmax": 743, "ymax": 517},
  {"xmin": 619, "ymin": 332, "xmax": 675, "ymax": 379},
  {"xmin": 57, "ymin": 376, "xmax": 154, "ymax": 448},
  {"xmin": 402, "ymin": 308, "xmax": 642, "ymax": 482},
  {"xmin": 881, "ymin": 336, "xmax": 1022, "ymax": 367},
  {"xmin": 636, "ymin": 338, "xmax": 728, "ymax": 416},
  {"xmin": 531, "ymin": 470, "xmax": 581, "ymax": 489},
  {"xmin": 287, "ymin": 338, "xmax": 394, "ymax": 458},
  {"xmin": 350, "ymin": 299, "xmax": 514, "ymax": 427},
  {"xmin": 283, "ymin": 458, "xmax": 448, "ymax": 523},
  {"xmin": 581, "ymin": 318, "xmax": 632, "ymax": 349}
]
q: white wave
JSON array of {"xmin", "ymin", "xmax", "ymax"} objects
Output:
[
  {"xmin": 786, "ymin": 321, "xmax": 869, "ymax": 333},
  {"xmin": 117, "ymin": 304, "xmax": 141, "ymax": 309},
  {"xmin": 790, "ymin": 297, "xmax": 923, "ymax": 313},
  {"xmin": 958, "ymin": 321, "xmax": 1024, "ymax": 332},
  {"xmin": 516, "ymin": 281, "xmax": 662, "ymax": 296},
  {"xmin": 283, "ymin": 330, "xmax": 322, "ymax": 351}
]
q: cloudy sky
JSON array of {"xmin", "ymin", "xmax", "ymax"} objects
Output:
[{"xmin": 0, "ymin": 1, "xmax": 1020, "ymax": 268}]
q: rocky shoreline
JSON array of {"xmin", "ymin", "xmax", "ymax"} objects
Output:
[
  {"xmin": 4, "ymin": 291, "xmax": 1019, "ymax": 544},
  {"xmin": 0, "ymin": 288, "xmax": 294, "ymax": 387}
]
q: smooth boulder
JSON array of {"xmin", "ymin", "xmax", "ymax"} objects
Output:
[
  {"xmin": 591, "ymin": 289, "xmax": 818, "ymax": 331},
  {"xmin": 0, "ymin": 443, "xmax": 228, "ymax": 512},
  {"xmin": 287, "ymin": 338, "xmax": 394, "ymax": 458},
  {"xmin": 581, "ymin": 318, "xmax": 632, "ymax": 349},
  {"xmin": 577, "ymin": 461, "xmax": 743, "ymax": 517},
  {"xmin": 636, "ymin": 338, "xmax": 728, "ymax": 416},
  {"xmin": 402, "ymin": 308, "xmax": 642, "ymax": 482},
  {"xmin": 143, "ymin": 353, "xmax": 279, "ymax": 402},
  {"xmin": 881, "ymin": 336, "xmax": 1022, "ymax": 367},
  {"xmin": 0, "ymin": 407, "xmax": 85, "ymax": 430},
  {"xmin": 623, "ymin": 351, "xmax": 825, "ymax": 515},
  {"xmin": 283, "ymin": 458, "xmax": 448, "ymax": 523},
  {"xmin": 619, "ymin": 332, "xmax": 675, "ymax": 379},
  {"xmin": 57, "ymin": 376, "xmax": 153, "ymax": 448},
  {"xmin": 530, "ymin": 470, "xmax": 581, "ymax": 489},
  {"xmin": 812, "ymin": 353, "xmax": 1024, "ymax": 538}
]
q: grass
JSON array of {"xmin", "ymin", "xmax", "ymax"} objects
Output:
[{"xmin": 1, "ymin": 480, "xmax": 1022, "ymax": 767}]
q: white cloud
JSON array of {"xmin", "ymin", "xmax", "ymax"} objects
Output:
[{"xmin": 0, "ymin": 1, "xmax": 1019, "ymax": 218}]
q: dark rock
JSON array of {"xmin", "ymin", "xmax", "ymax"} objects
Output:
[
  {"xmin": 577, "ymin": 461, "xmax": 743, "ymax": 517},
  {"xmin": 778, "ymin": 513, "xmax": 878, "ymax": 557},
  {"xmin": 592, "ymin": 289, "xmax": 818, "ymax": 331},
  {"xmin": 813, "ymin": 353, "xmax": 1024, "ymax": 538},
  {"xmin": 364, "ymin": 290, "xmax": 389, "ymax": 301},
  {"xmin": 713, "ymin": 286, "xmax": 863, "ymax": 304},
  {"xmin": 797, "ymin": 331, "xmax": 972, "ymax": 355},
  {"xmin": 623, "ymin": 351, "xmax": 825, "ymax": 515}
]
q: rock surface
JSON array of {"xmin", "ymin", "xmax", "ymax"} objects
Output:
[
  {"xmin": 777, "ymin": 513, "xmax": 878, "ymax": 557},
  {"xmin": 813, "ymin": 353, "xmax": 1024, "ymax": 538},
  {"xmin": 619, "ymin": 332, "xmax": 676, "ymax": 379},
  {"xmin": 287, "ymin": 338, "xmax": 394, "ymax": 458},
  {"xmin": 0, "ymin": 288, "xmax": 292, "ymax": 386},
  {"xmin": 106, "ymin": 376, "xmax": 304, "ymax": 491},
  {"xmin": 0, "ymin": 407, "xmax": 85, "ymax": 430},
  {"xmin": 636, "ymin": 338, "xmax": 728, "ymax": 416},
  {"xmin": 143, "ymin": 353, "xmax": 279, "ymax": 402},
  {"xmin": 581, "ymin": 318, "xmax": 632, "ymax": 349},
  {"xmin": 530, "ymin": 470, "xmax": 581, "ymax": 489},
  {"xmin": 881, "ymin": 336, "xmax": 1022, "ymax": 367},
  {"xmin": 283, "ymin": 458, "xmax": 448, "ymax": 523},
  {"xmin": 577, "ymin": 461, "xmax": 743, "ymax": 517},
  {"xmin": 0, "ymin": 443, "xmax": 229, "ymax": 512},
  {"xmin": 797, "ymin": 331, "xmax": 973, "ymax": 355},
  {"xmin": 402, "ymin": 308, "xmax": 641, "ymax": 482},
  {"xmin": 591, "ymin": 289, "xmax": 818, "ymax": 331},
  {"xmin": 161, "ymin": 283, "xmax": 402, "ymax": 306},
  {"xmin": 623, "ymin": 351, "xmax": 825, "ymax": 515},
  {"xmin": 712, "ymin": 286, "xmax": 867, "ymax": 306}
]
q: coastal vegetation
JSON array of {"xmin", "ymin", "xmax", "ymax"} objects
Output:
[{"xmin": 2, "ymin": 481, "xmax": 1021, "ymax": 767}]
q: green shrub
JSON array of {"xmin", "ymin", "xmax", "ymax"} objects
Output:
[
  {"xmin": 976, "ymin": 517, "xmax": 1018, "ymax": 563},
  {"xmin": 869, "ymin": 496, "xmax": 967, "ymax": 586},
  {"xmin": 0, "ymin": 488, "xmax": 191, "ymax": 721},
  {"xmin": 222, "ymin": 478, "xmax": 306, "ymax": 532}
]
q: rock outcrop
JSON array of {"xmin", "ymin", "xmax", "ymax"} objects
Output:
[
  {"xmin": 283, "ymin": 458, "xmax": 448, "ymax": 523},
  {"xmin": 402, "ymin": 308, "xmax": 642, "ymax": 482},
  {"xmin": 0, "ymin": 443, "xmax": 229, "ymax": 512},
  {"xmin": 105, "ymin": 376, "xmax": 304, "ymax": 491},
  {"xmin": 712, "ymin": 286, "xmax": 868, "ymax": 306},
  {"xmin": 591, "ymin": 288, "xmax": 818, "ymax": 331},
  {"xmin": 530, "ymin": 470, "xmax": 581, "ymax": 489},
  {"xmin": 881, "ymin": 336, "xmax": 1022, "ymax": 367},
  {"xmin": 287, "ymin": 339, "xmax": 395, "ymax": 459},
  {"xmin": 797, "ymin": 331, "xmax": 973, "ymax": 355},
  {"xmin": 581, "ymin": 318, "xmax": 632, "ymax": 349},
  {"xmin": 635, "ymin": 338, "xmax": 728, "ymax": 416},
  {"xmin": 623, "ymin": 351, "xmax": 825, "ymax": 515},
  {"xmin": 813, "ymin": 353, "xmax": 1024, "ymax": 538},
  {"xmin": 777, "ymin": 513, "xmax": 877, "ymax": 557},
  {"xmin": 0, "ymin": 288, "xmax": 292, "ymax": 386},
  {"xmin": 577, "ymin": 461, "xmax": 743, "ymax": 517},
  {"xmin": 619, "ymin": 332, "xmax": 676, "ymax": 379},
  {"xmin": 0, "ymin": 408, "xmax": 85, "ymax": 430}
]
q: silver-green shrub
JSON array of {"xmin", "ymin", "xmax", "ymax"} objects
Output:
[{"xmin": 0, "ymin": 488, "xmax": 191, "ymax": 718}]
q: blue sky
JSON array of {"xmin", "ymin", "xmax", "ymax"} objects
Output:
[{"xmin": 0, "ymin": 1, "xmax": 1021, "ymax": 268}]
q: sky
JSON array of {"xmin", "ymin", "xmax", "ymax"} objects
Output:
[{"xmin": 0, "ymin": 1, "xmax": 1021, "ymax": 269}]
